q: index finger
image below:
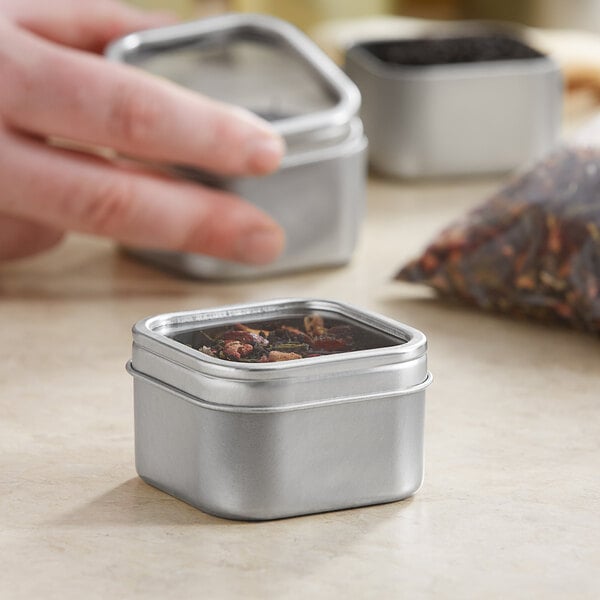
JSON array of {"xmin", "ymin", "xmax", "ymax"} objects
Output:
[{"xmin": 0, "ymin": 23, "xmax": 285, "ymax": 176}]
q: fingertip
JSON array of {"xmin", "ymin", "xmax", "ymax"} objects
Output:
[
  {"xmin": 247, "ymin": 135, "xmax": 286, "ymax": 175},
  {"xmin": 234, "ymin": 224, "xmax": 286, "ymax": 265},
  {"xmin": 227, "ymin": 106, "xmax": 286, "ymax": 174}
]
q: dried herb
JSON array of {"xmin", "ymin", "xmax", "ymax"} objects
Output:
[
  {"xmin": 361, "ymin": 35, "xmax": 544, "ymax": 68},
  {"xmin": 191, "ymin": 314, "xmax": 373, "ymax": 362},
  {"xmin": 397, "ymin": 147, "xmax": 600, "ymax": 333}
]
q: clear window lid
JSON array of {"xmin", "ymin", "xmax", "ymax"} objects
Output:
[
  {"xmin": 127, "ymin": 34, "xmax": 338, "ymax": 121},
  {"xmin": 106, "ymin": 15, "xmax": 360, "ymax": 139},
  {"xmin": 171, "ymin": 311, "xmax": 405, "ymax": 363}
]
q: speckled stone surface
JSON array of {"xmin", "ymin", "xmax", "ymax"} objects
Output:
[{"xmin": 1, "ymin": 172, "xmax": 599, "ymax": 599}]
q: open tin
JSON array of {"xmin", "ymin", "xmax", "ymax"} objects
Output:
[
  {"xmin": 128, "ymin": 298, "xmax": 432, "ymax": 520},
  {"xmin": 345, "ymin": 33, "xmax": 561, "ymax": 178},
  {"xmin": 106, "ymin": 14, "xmax": 367, "ymax": 279}
]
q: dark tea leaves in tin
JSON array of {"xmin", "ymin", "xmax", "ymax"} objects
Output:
[
  {"xmin": 184, "ymin": 314, "xmax": 399, "ymax": 362},
  {"xmin": 361, "ymin": 35, "xmax": 544, "ymax": 67}
]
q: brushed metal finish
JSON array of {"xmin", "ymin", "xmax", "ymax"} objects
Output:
[
  {"xmin": 130, "ymin": 365, "xmax": 430, "ymax": 521},
  {"xmin": 345, "ymin": 42, "xmax": 562, "ymax": 178},
  {"xmin": 106, "ymin": 14, "xmax": 367, "ymax": 279},
  {"xmin": 128, "ymin": 299, "xmax": 432, "ymax": 520}
]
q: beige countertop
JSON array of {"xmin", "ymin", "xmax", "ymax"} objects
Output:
[{"xmin": 1, "ymin": 169, "xmax": 599, "ymax": 599}]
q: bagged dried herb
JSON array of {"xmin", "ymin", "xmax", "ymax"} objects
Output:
[{"xmin": 397, "ymin": 138, "xmax": 600, "ymax": 333}]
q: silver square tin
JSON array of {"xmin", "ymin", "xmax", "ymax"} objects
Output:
[
  {"xmin": 106, "ymin": 14, "xmax": 367, "ymax": 279},
  {"xmin": 127, "ymin": 298, "xmax": 432, "ymax": 520},
  {"xmin": 344, "ymin": 34, "xmax": 562, "ymax": 178}
]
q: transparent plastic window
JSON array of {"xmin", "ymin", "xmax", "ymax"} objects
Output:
[
  {"xmin": 173, "ymin": 313, "xmax": 400, "ymax": 363},
  {"xmin": 397, "ymin": 118, "xmax": 600, "ymax": 333}
]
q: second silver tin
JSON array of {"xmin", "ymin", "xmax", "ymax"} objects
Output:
[
  {"xmin": 128, "ymin": 298, "xmax": 432, "ymax": 520},
  {"xmin": 106, "ymin": 14, "xmax": 367, "ymax": 279},
  {"xmin": 345, "ymin": 33, "xmax": 561, "ymax": 178}
]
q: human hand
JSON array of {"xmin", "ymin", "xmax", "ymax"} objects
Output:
[{"xmin": 0, "ymin": 0, "xmax": 286, "ymax": 263}]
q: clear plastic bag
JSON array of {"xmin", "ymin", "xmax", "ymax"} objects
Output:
[{"xmin": 397, "ymin": 119, "xmax": 600, "ymax": 333}]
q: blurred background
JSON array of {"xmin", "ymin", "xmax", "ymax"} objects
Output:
[
  {"xmin": 122, "ymin": 0, "xmax": 600, "ymax": 120},
  {"xmin": 126, "ymin": 0, "xmax": 600, "ymax": 33}
]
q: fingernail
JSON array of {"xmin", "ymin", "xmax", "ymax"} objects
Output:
[
  {"xmin": 235, "ymin": 228, "xmax": 285, "ymax": 265},
  {"xmin": 248, "ymin": 136, "xmax": 285, "ymax": 174}
]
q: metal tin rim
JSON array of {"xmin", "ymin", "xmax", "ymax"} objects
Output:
[
  {"xmin": 127, "ymin": 360, "xmax": 432, "ymax": 413},
  {"xmin": 132, "ymin": 298, "xmax": 428, "ymax": 381}
]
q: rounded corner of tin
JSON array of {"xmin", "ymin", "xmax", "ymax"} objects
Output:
[{"xmin": 104, "ymin": 32, "xmax": 141, "ymax": 61}]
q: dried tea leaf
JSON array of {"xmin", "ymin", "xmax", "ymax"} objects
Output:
[
  {"xmin": 192, "ymin": 314, "xmax": 364, "ymax": 362},
  {"xmin": 397, "ymin": 147, "xmax": 600, "ymax": 333}
]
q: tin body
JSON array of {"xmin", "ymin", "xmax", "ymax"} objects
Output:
[
  {"xmin": 128, "ymin": 299, "xmax": 432, "ymax": 520},
  {"xmin": 345, "ymin": 35, "xmax": 561, "ymax": 178},
  {"xmin": 106, "ymin": 15, "xmax": 367, "ymax": 279}
]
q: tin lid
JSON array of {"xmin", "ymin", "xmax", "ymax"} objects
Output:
[
  {"xmin": 130, "ymin": 299, "xmax": 429, "ymax": 409},
  {"xmin": 105, "ymin": 14, "xmax": 361, "ymax": 145}
]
